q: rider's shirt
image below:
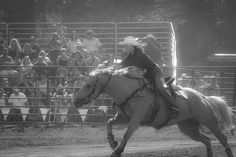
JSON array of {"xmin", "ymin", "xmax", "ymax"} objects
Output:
[{"xmin": 121, "ymin": 46, "xmax": 162, "ymax": 81}]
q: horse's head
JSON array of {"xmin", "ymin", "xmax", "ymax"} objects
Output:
[{"xmin": 73, "ymin": 70, "xmax": 112, "ymax": 108}]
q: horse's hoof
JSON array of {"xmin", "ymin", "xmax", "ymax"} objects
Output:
[
  {"xmin": 110, "ymin": 141, "xmax": 118, "ymax": 150},
  {"xmin": 111, "ymin": 148, "xmax": 122, "ymax": 157},
  {"xmin": 110, "ymin": 152, "xmax": 121, "ymax": 157}
]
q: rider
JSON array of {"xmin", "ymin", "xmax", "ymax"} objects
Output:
[{"xmin": 118, "ymin": 36, "xmax": 180, "ymax": 118}]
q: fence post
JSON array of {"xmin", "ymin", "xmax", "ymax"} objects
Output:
[
  {"xmin": 114, "ymin": 23, "xmax": 118, "ymax": 59},
  {"xmin": 190, "ymin": 69, "xmax": 195, "ymax": 88},
  {"xmin": 233, "ymin": 69, "xmax": 236, "ymax": 106},
  {"xmin": 6, "ymin": 23, "xmax": 8, "ymax": 42},
  {"xmin": 220, "ymin": 71, "xmax": 225, "ymax": 97}
]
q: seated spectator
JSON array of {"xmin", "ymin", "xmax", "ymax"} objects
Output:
[
  {"xmin": 48, "ymin": 32, "xmax": 62, "ymax": 64},
  {"xmin": 0, "ymin": 78, "xmax": 13, "ymax": 100},
  {"xmin": 99, "ymin": 54, "xmax": 114, "ymax": 67},
  {"xmin": 8, "ymin": 38, "xmax": 22, "ymax": 61},
  {"xmin": 30, "ymin": 36, "xmax": 41, "ymax": 60},
  {"xmin": 7, "ymin": 32, "xmax": 15, "ymax": 45},
  {"xmin": 189, "ymin": 71, "xmax": 205, "ymax": 90},
  {"xmin": 87, "ymin": 51, "xmax": 100, "ymax": 68},
  {"xmin": 67, "ymin": 30, "xmax": 83, "ymax": 56},
  {"xmin": 199, "ymin": 73, "xmax": 221, "ymax": 96},
  {"xmin": 0, "ymin": 47, "xmax": 15, "ymax": 70},
  {"xmin": 32, "ymin": 56, "xmax": 48, "ymax": 80},
  {"xmin": 56, "ymin": 48, "xmax": 69, "ymax": 66},
  {"xmin": 82, "ymin": 29, "xmax": 102, "ymax": 58},
  {"xmin": 70, "ymin": 51, "xmax": 87, "ymax": 67},
  {"xmin": 22, "ymin": 43, "xmax": 35, "ymax": 63},
  {"xmin": 0, "ymin": 32, "xmax": 7, "ymax": 52},
  {"xmin": 39, "ymin": 50, "xmax": 51, "ymax": 65},
  {"xmin": 19, "ymin": 56, "xmax": 33, "ymax": 77},
  {"xmin": 177, "ymin": 73, "xmax": 192, "ymax": 87},
  {"xmin": 0, "ymin": 88, "xmax": 7, "ymax": 107}
]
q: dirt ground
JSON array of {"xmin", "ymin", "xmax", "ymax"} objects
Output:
[{"xmin": 0, "ymin": 124, "xmax": 236, "ymax": 156}]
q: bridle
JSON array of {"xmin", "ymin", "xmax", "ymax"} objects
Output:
[{"xmin": 84, "ymin": 73, "xmax": 113, "ymax": 102}]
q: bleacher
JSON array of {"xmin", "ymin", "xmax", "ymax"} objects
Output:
[{"xmin": 0, "ymin": 22, "xmax": 177, "ymax": 126}]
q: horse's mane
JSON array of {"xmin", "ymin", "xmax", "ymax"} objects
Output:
[
  {"xmin": 89, "ymin": 66, "xmax": 143, "ymax": 79},
  {"xmin": 89, "ymin": 66, "xmax": 116, "ymax": 77}
]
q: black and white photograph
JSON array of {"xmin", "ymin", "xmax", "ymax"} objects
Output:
[{"xmin": 0, "ymin": 0, "xmax": 236, "ymax": 156}]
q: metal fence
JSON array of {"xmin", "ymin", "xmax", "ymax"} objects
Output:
[
  {"xmin": 1, "ymin": 22, "xmax": 236, "ymax": 128},
  {"xmin": 3, "ymin": 22, "xmax": 176, "ymax": 70},
  {"xmin": 0, "ymin": 66, "xmax": 236, "ymax": 128}
]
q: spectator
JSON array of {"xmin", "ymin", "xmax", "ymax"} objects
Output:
[
  {"xmin": 30, "ymin": 36, "xmax": 40, "ymax": 60},
  {"xmin": 0, "ymin": 78, "xmax": 13, "ymax": 100},
  {"xmin": 87, "ymin": 51, "xmax": 100, "ymax": 68},
  {"xmin": 70, "ymin": 51, "xmax": 87, "ymax": 75},
  {"xmin": 71, "ymin": 51, "xmax": 86, "ymax": 66},
  {"xmin": 67, "ymin": 30, "xmax": 83, "ymax": 55},
  {"xmin": 56, "ymin": 48, "xmax": 69, "ymax": 66},
  {"xmin": 8, "ymin": 87, "xmax": 27, "ymax": 132},
  {"xmin": 8, "ymin": 38, "xmax": 22, "ymax": 61},
  {"xmin": 32, "ymin": 56, "xmax": 48, "ymax": 80},
  {"xmin": 0, "ymin": 88, "xmax": 6, "ymax": 107},
  {"xmin": 48, "ymin": 32, "xmax": 62, "ymax": 64},
  {"xmin": 51, "ymin": 84, "xmax": 68, "ymax": 122},
  {"xmin": 8, "ymin": 87, "xmax": 28, "ymax": 108},
  {"xmin": 82, "ymin": 29, "xmax": 102, "ymax": 58},
  {"xmin": 22, "ymin": 43, "xmax": 35, "ymax": 63},
  {"xmin": 0, "ymin": 32, "xmax": 7, "ymax": 52},
  {"xmin": 39, "ymin": 50, "xmax": 51, "ymax": 65},
  {"xmin": 19, "ymin": 56, "xmax": 33, "ymax": 77},
  {"xmin": 7, "ymin": 32, "xmax": 15, "ymax": 44},
  {"xmin": 0, "ymin": 47, "xmax": 15, "ymax": 70},
  {"xmin": 141, "ymin": 33, "xmax": 164, "ymax": 65},
  {"xmin": 189, "ymin": 71, "xmax": 205, "ymax": 90},
  {"xmin": 177, "ymin": 73, "xmax": 192, "ymax": 87},
  {"xmin": 199, "ymin": 73, "xmax": 221, "ymax": 96}
]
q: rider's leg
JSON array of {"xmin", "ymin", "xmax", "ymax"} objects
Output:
[{"xmin": 153, "ymin": 75, "xmax": 180, "ymax": 117}]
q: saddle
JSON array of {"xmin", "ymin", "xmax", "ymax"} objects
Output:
[{"xmin": 120, "ymin": 66, "xmax": 188, "ymax": 100}]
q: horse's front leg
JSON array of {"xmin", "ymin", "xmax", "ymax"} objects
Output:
[
  {"xmin": 107, "ymin": 113, "xmax": 119, "ymax": 149},
  {"xmin": 111, "ymin": 113, "xmax": 144, "ymax": 157}
]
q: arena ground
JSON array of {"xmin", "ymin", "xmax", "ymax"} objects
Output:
[{"xmin": 0, "ymin": 124, "xmax": 236, "ymax": 156}]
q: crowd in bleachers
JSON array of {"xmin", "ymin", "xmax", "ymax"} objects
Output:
[
  {"xmin": 0, "ymin": 28, "xmax": 110, "ymax": 110},
  {"xmin": 0, "ymin": 27, "xmax": 226, "ymax": 132}
]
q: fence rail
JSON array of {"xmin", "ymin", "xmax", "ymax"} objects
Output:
[
  {"xmin": 0, "ymin": 65, "xmax": 236, "ymax": 128},
  {"xmin": 1, "ymin": 22, "xmax": 236, "ymax": 129}
]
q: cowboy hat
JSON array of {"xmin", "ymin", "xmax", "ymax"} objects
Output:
[
  {"xmin": 118, "ymin": 36, "xmax": 146, "ymax": 46},
  {"xmin": 143, "ymin": 33, "xmax": 157, "ymax": 40},
  {"xmin": 13, "ymin": 87, "xmax": 20, "ymax": 92},
  {"xmin": 85, "ymin": 29, "xmax": 95, "ymax": 36}
]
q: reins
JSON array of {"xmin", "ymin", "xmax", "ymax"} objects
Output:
[
  {"xmin": 86, "ymin": 72, "xmax": 113, "ymax": 101},
  {"xmin": 114, "ymin": 79, "xmax": 148, "ymax": 119}
]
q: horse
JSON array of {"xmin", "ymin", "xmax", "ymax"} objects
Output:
[{"xmin": 73, "ymin": 66, "xmax": 235, "ymax": 157}]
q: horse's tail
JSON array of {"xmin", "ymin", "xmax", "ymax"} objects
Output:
[{"xmin": 206, "ymin": 96, "xmax": 235, "ymax": 130}]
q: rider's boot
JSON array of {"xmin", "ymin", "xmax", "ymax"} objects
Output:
[
  {"xmin": 159, "ymin": 89, "xmax": 180, "ymax": 118},
  {"xmin": 154, "ymin": 77, "xmax": 180, "ymax": 118}
]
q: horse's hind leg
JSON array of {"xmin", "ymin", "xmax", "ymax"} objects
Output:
[
  {"xmin": 207, "ymin": 123, "xmax": 234, "ymax": 157},
  {"xmin": 177, "ymin": 119, "xmax": 213, "ymax": 157}
]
